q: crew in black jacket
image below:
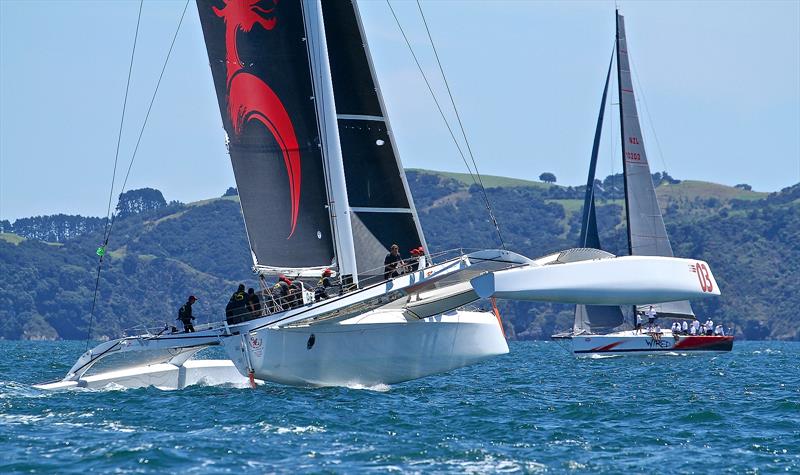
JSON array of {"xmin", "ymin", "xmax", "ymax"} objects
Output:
[
  {"xmin": 383, "ymin": 244, "xmax": 403, "ymax": 280},
  {"xmin": 177, "ymin": 295, "xmax": 197, "ymax": 332}
]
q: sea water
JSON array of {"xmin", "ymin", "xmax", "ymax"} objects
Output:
[{"xmin": 1, "ymin": 340, "xmax": 798, "ymax": 473}]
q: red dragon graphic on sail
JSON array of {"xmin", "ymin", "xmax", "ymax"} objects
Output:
[{"xmin": 213, "ymin": 0, "xmax": 300, "ymax": 237}]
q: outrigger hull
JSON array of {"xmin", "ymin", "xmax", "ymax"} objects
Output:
[
  {"xmin": 569, "ymin": 330, "xmax": 734, "ymax": 356},
  {"xmin": 34, "ymin": 359, "xmax": 251, "ymax": 390},
  {"xmin": 224, "ymin": 310, "xmax": 509, "ymax": 387}
]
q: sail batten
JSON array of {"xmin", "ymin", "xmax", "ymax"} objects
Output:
[{"xmin": 616, "ymin": 11, "xmax": 694, "ymax": 318}]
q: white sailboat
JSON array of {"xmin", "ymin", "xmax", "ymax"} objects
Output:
[
  {"xmin": 553, "ymin": 10, "xmax": 734, "ymax": 356},
  {"xmin": 37, "ymin": 1, "xmax": 723, "ymax": 390}
]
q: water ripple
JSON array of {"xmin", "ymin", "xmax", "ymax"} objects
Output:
[{"xmin": 0, "ymin": 340, "xmax": 798, "ymax": 473}]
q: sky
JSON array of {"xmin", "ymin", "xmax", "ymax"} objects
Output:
[{"xmin": 1, "ymin": 0, "xmax": 798, "ymax": 221}]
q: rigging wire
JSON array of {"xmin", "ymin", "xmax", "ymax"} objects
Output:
[
  {"xmin": 386, "ymin": 0, "xmax": 505, "ymax": 248},
  {"xmin": 384, "ymin": 1, "xmax": 471, "ymax": 175},
  {"xmin": 86, "ymin": 0, "xmax": 143, "ymax": 349},
  {"xmin": 414, "ymin": 0, "xmax": 506, "ymax": 249},
  {"xmin": 117, "ymin": 0, "xmax": 191, "ymax": 198},
  {"xmin": 85, "ymin": 0, "xmax": 189, "ymax": 348}
]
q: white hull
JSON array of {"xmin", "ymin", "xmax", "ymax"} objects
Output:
[
  {"xmin": 225, "ymin": 310, "xmax": 508, "ymax": 387},
  {"xmin": 34, "ymin": 359, "xmax": 254, "ymax": 390},
  {"xmin": 568, "ymin": 330, "xmax": 734, "ymax": 356}
]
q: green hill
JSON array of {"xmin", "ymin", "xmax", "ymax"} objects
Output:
[
  {"xmin": 407, "ymin": 168, "xmax": 554, "ymax": 189},
  {"xmin": 0, "ymin": 171, "xmax": 797, "ymax": 341}
]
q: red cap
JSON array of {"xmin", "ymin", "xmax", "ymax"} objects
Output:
[
  {"xmin": 410, "ymin": 249, "xmax": 420, "ymax": 256},
  {"xmin": 322, "ymin": 268, "xmax": 332, "ymax": 276},
  {"xmin": 188, "ymin": 295, "xmax": 197, "ymax": 301}
]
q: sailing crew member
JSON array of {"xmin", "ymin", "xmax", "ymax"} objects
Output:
[
  {"xmin": 714, "ymin": 324, "xmax": 724, "ymax": 336},
  {"xmin": 635, "ymin": 312, "xmax": 644, "ymax": 333},
  {"xmin": 384, "ymin": 244, "xmax": 404, "ymax": 280},
  {"xmin": 246, "ymin": 288, "xmax": 261, "ymax": 319},
  {"xmin": 692, "ymin": 319, "xmax": 701, "ymax": 335},
  {"xmin": 682, "ymin": 320, "xmax": 689, "ymax": 335},
  {"xmin": 226, "ymin": 284, "xmax": 247, "ymax": 324},
  {"xmin": 270, "ymin": 281, "xmax": 289, "ymax": 311},
  {"xmin": 645, "ymin": 305, "xmax": 657, "ymax": 326},
  {"xmin": 705, "ymin": 319, "xmax": 714, "ymax": 335},
  {"xmin": 416, "ymin": 247, "xmax": 427, "ymax": 269},
  {"xmin": 177, "ymin": 295, "xmax": 197, "ymax": 333},
  {"xmin": 409, "ymin": 248, "xmax": 421, "ymax": 271},
  {"xmin": 287, "ymin": 281, "xmax": 304, "ymax": 309},
  {"xmin": 315, "ymin": 268, "xmax": 333, "ymax": 302}
]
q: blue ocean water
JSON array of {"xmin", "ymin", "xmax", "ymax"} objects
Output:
[{"xmin": 1, "ymin": 340, "xmax": 798, "ymax": 473}]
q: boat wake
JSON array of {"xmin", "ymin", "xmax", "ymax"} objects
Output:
[{"xmin": 344, "ymin": 382, "xmax": 392, "ymax": 392}]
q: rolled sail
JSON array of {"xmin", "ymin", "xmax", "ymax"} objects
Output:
[
  {"xmin": 321, "ymin": 0, "xmax": 427, "ymax": 281},
  {"xmin": 197, "ymin": 0, "xmax": 335, "ymax": 271},
  {"xmin": 616, "ymin": 12, "xmax": 694, "ymax": 318}
]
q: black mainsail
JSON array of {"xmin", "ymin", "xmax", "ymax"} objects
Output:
[
  {"xmin": 321, "ymin": 0, "xmax": 427, "ymax": 281},
  {"xmin": 197, "ymin": 0, "xmax": 336, "ymax": 271},
  {"xmin": 574, "ymin": 54, "xmax": 625, "ymax": 335},
  {"xmin": 197, "ymin": 0, "xmax": 425, "ymax": 282},
  {"xmin": 616, "ymin": 11, "xmax": 694, "ymax": 319}
]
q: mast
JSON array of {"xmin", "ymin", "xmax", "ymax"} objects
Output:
[
  {"xmin": 303, "ymin": 0, "xmax": 359, "ymax": 284},
  {"xmin": 615, "ymin": 10, "xmax": 633, "ymax": 258},
  {"xmin": 320, "ymin": 0, "xmax": 427, "ymax": 282},
  {"xmin": 615, "ymin": 9, "xmax": 636, "ymax": 321}
]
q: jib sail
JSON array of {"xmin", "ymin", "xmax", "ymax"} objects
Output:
[
  {"xmin": 616, "ymin": 12, "xmax": 694, "ymax": 319},
  {"xmin": 321, "ymin": 0, "xmax": 427, "ymax": 281},
  {"xmin": 574, "ymin": 54, "xmax": 624, "ymax": 335},
  {"xmin": 197, "ymin": 0, "xmax": 335, "ymax": 272}
]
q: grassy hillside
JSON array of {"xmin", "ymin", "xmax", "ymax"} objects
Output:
[
  {"xmin": 407, "ymin": 168, "xmax": 554, "ymax": 189},
  {"xmin": 0, "ymin": 233, "xmax": 25, "ymax": 245}
]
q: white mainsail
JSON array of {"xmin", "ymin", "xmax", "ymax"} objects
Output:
[{"xmin": 616, "ymin": 12, "xmax": 695, "ymax": 319}]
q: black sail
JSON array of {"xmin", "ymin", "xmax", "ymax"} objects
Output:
[
  {"xmin": 197, "ymin": 0, "xmax": 335, "ymax": 271},
  {"xmin": 616, "ymin": 12, "xmax": 694, "ymax": 319},
  {"xmin": 321, "ymin": 0, "xmax": 427, "ymax": 281},
  {"xmin": 574, "ymin": 54, "xmax": 624, "ymax": 334}
]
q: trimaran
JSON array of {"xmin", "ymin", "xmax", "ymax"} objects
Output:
[
  {"xmin": 37, "ymin": 1, "xmax": 722, "ymax": 390},
  {"xmin": 552, "ymin": 11, "xmax": 733, "ymax": 355}
]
